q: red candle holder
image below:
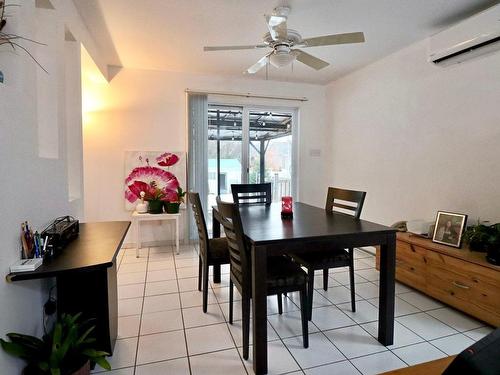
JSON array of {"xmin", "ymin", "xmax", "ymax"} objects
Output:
[{"xmin": 281, "ymin": 196, "xmax": 293, "ymax": 219}]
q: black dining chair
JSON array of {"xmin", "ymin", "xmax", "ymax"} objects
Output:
[
  {"xmin": 291, "ymin": 187, "xmax": 366, "ymax": 320},
  {"xmin": 231, "ymin": 183, "xmax": 272, "ymax": 205},
  {"xmin": 188, "ymin": 192, "xmax": 230, "ymax": 313},
  {"xmin": 231, "ymin": 182, "xmax": 288, "ymax": 311},
  {"xmin": 216, "ymin": 196, "xmax": 309, "ymax": 360}
]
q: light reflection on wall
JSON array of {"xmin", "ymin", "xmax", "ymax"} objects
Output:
[{"xmin": 80, "ymin": 44, "xmax": 108, "ymax": 126}]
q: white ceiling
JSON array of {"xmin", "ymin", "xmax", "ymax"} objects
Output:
[{"xmin": 81, "ymin": 0, "xmax": 498, "ymax": 84}]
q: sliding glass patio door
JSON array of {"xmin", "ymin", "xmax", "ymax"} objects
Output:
[
  {"xmin": 248, "ymin": 109, "xmax": 293, "ymax": 200},
  {"xmin": 207, "ymin": 104, "xmax": 296, "ymax": 215}
]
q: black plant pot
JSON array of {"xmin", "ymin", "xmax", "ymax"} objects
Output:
[
  {"xmin": 468, "ymin": 240, "xmax": 487, "ymax": 252},
  {"xmin": 486, "ymin": 245, "xmax": 500, "ymax": 265},
  {"xmin": 147, "ymin": 200, "xmax": 164, "ymax": 214},
  {"xmin": 164, "ymin": 202, "xmax": 180, "ymax": 214}
]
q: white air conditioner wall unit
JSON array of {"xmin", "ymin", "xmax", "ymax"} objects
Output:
[{"xmin": 428, "ymin": 4, "xmax": 500, "ymax": 66}]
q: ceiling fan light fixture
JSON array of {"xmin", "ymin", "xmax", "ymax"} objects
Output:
[{"xmin": 270, "ymin": 45, "xmax": 295, "ymax": 68}]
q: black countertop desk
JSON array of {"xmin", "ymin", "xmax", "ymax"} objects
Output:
[
  {"xmin": 213, "ymin": 202, "xmax": 396, "ymax": 375},
  {"xmin": 7, "ymin": 221, "xmax": 131, "ymax": 354}
]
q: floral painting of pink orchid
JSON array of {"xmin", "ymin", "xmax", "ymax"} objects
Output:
[
  {"xmin": 125, "ymin": 166, "xmax": 179, "ymax": 201},
  {"xmin": 124, "ymin": 151, "xmax": 186, "ymax": 211}
]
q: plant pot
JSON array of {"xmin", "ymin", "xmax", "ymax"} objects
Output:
[
  {"xmin": 70, "ymin": 361, "xmax": 90, "ymax": 375},
  {"xmin": 469, "ymin": 240, "xmax": 487, "ymax": 252},
  {"xmin": 23, "ymin": 361, "xmax": 90, "ymax": 375},
  {"xmin": 164, "ymin": 202, "xmax": 180, "ymax": 214},
  {"xmin": 147, "ymin": 200, "xmax": 164, "ymax": 214},
  {"xmin": 486, "ymin": 245, "xmax": 500, "ymax": 265}
]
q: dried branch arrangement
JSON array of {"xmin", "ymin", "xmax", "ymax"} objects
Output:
[{"xmin": 0, "ymin": 1, "xmax": 47, "ymax": 73}]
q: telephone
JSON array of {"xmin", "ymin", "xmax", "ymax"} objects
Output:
[{"xmin": 391, "ymin": 221, "xmax": 407, "ymax": 232}]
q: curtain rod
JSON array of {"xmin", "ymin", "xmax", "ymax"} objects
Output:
[{"xmin": 185, "ymin": 89, "xmax": 308, "ymax": 102}]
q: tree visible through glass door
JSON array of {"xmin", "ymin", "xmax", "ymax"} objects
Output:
[{"xmin": 248, "ymin": 110, "xmax": 292, "ymax": 201}]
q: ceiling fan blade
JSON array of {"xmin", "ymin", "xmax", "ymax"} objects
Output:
[
  {"xmin": 293, "ymin": 49, "xmax": 329, "ymax": 70},
  {"xmin": 301, "ymin": 32, "xmax": 365, "ymax": 47},
  {"xmin": 245, "ymin": 53, "xmax": 272, "ymax": 74},
  {"xmin": 266, "ymin": 15, "xmax": 288, "ymax": 41},
  {"xmin": 204, "ymin": 44, "xmax": 268, "ymax": 51}
]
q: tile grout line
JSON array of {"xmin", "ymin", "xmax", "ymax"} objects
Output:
[
  {"xmin": 319, "ymin": 322, "xmax": 370, "ymax": 372},
  {"xmin": 172, "ymin": 244, "xmax": 194, "ymax": 375},
  {"xmin": 271, "ymin": 291, "xmax": 323, "ymax": 374},
  {"xmin": 304, "ymin": 330, "xmax": 350, "ymax": 370},
  {"xmin": 327, "ymin": 276, "xmax": 459, "ymax": 366},
  {"xmin": 395, "ymin": 311, "xmax": 460, "ymax": 341},
  {"xmin": 114, "ymin": 246, "xmax": 487, "ymax": 374},
  {"xmin": 299, "ymin": 357, "xmax": 354, "ymax": 374},
  {"xmin": 347, "ymin": 357, "xmax": 365, "ymax": 375},
  {"xmin": 131, "ymin": 246, "xmax": 150, "ymax": 375},
  {"xmin": 352, "ymin": 319, "xmax": 413, "ymax": 369},
  {"xmin": 208, "ymin": 267, "xmax": 249, "ymax": 374},
  {"xmin": 271, "ymin": 317, "xmax": 304, "ymax": 374}
]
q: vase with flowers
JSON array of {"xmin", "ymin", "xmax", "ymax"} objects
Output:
[{"xmin": 164, "ymin": 187, "xmax": 186, "ymax": 214}]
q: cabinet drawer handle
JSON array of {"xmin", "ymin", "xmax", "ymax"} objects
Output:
[{"xmin": 452, "ymin": 281, "xmax": 470, "ymax": 290}]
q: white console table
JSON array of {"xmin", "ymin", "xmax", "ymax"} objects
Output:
[{"xmin": 132, "ymin": 211, "xmax": 181, "ymax": 256}]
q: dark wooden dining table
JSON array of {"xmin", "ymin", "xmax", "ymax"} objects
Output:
[{"xmin": 212, "ymin": 202, "xmax": 396, "ymax": 375}]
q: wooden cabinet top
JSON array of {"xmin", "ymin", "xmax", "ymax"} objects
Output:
[
  {"xmin": 7, "ymin": 221, "xmax": 131, "ymax": 282},
  {"xmin": 397, "ymin": 232, "xmax": 500, "ymax": 271}
]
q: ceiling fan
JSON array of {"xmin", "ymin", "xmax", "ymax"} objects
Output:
[{"xmin": 203, "ymin": 6, "xmax": 365, "ymax": 74}]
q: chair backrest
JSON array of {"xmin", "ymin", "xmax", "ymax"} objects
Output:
[
  {"xmin": 231, "ymin": 183, "xmax": 272, "ymax": 205},
  {"xmin": 216, "ymin": 196, "xmax": 250, "ymax": 287},
  {"xmin": 325, "ymin": 187, "xmax": 366, "ymax": 219},
  {"xmin": 188, "ymin": 192, "xmax": 209, "ymax": 259}
]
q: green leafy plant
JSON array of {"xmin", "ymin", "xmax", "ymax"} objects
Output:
[
  {"xmin": 175, "ymin": 187, "xmax": 186, "ymax": 204},
  {"xmin": 462, "ymin": 222, "xmax": 500, "ymax": 252},
  {"xmin": 1, "ymin": 313, "xmax": 110, "ymax": 375}
]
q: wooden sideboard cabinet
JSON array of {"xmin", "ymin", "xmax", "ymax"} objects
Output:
[{"xmin": 376, "ymin": 232, "xmax": 500, "ymax": 327}]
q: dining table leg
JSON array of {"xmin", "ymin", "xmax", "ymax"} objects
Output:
[
  {"xmin": 252, "ymin": 244, "xmax": 268, "ymax": 374},
  {"xmin": 378, "ymin": 232, "xmax": 396, "ymax": 346},
  {"xmin": 211, "ymin": 209, "xmax": 221, "ymax": 283}
]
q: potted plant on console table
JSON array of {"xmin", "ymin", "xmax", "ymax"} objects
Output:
[
  {"xmin": 462, "ymin": 222, "xmax": 500, "ymax": 265},
  {"xmin": 1, "ymin": 313, "xmax": 111, "ymax": 375},
  {"xmin": 164, "ymin": 187, "xmax": 186, "ymax": 214},
  {"xmin": 143, "ymin": 183, "xmax": 166, "ymax": 214}
]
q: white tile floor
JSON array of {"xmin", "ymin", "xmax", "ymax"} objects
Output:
[{"xmin": 95, "ymin": 245, "xmax": 494, "ymax": 375}]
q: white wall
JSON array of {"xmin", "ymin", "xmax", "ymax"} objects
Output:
[
  {"xmin": 0, "ymin": 1, "xmax": 101, "ymax": 372},
  {"xmin": 326, "ymin": 39, "xmax": 500, "ymax": 226},
  {"xmin": 82, "ymin": 68, "xmax": 329, "ymax": 245}
]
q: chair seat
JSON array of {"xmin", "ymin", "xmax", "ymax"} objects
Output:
[
  {"xmin": 231, "ymin": 256, "xmax": 307, "ymax": 290},
  {"xmin": 267, "ymin": 256, "xmax": 307, "ymax": 289},
  {"xmin": 208, "ymin": 237, "xmax": 230, "ymax": 261},
  {"xmin": 291, "ymin": 248, "xmax": 350, "ymax": 270}
]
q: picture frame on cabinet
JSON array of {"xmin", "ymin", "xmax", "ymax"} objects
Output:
[{"xmin": 432, "ymin": 211, "xmax": 467, "ymax": 248}]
